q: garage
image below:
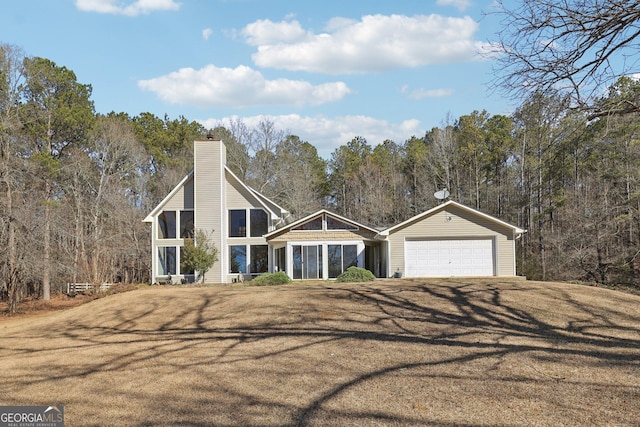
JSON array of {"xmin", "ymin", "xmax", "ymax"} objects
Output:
[{"xmin": 405, "ymin": 238, "xmax": 494, "ymax": 277}]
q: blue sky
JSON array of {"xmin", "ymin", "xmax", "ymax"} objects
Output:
[{"xmin": 1, "ymin": 0, "xmax": 514, "ymax": 159}]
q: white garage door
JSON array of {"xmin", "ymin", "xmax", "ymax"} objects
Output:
[{"xmin": 405, "ymin": 239, "xmax": 494, "ymax": 277}]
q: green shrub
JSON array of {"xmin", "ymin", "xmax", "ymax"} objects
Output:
[
  {"xmin": 250, "ymin": 271, "xmax": 293, "ymax": 286},
  {"xmin": 336, "ymin": 266, "xmax": 375, "ymax": 282}
]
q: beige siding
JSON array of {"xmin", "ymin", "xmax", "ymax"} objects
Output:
[
  {"xmin": 194, "ymin": 140, "xmax": 226, "ymax": 283},
  {"xmin": 268, "ymin": 228, "xmax": 378, "ymax": 243},
  {"xmin": 388, "ymin": 205, "xmax": 517, "ymax": 277},
  {"xmin": 226, "ymin": 172, "xmax": 263, "ymax": 209},
  {"xmin": 163, "ymin": 176, "xmax": 194, "ymax": 211}
]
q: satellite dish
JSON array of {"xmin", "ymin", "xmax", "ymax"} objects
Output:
[{"xmin": 434, "ymin": 189, "xmax": 450, "ymax": 200}]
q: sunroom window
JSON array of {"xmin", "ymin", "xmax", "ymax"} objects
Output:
[
  {"xmin": 292, "ymin": 216, "xmax": 322, "ymax": 231},
  {"xmin": 328, "ymin": 244, "xmax": 358, "ymax": 278},
  {"xmin": 326, "ymin": 216, "xmax": 358, "ymax": 230}
]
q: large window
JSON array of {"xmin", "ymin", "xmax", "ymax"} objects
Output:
[
  {"xmin": 180, "ymin": 247, "xmax": 195, "ymax": 275},
  {"xmin": 292, "ymin": 245, "xmax": 323, "ymax": 280},
  {"xmin": 158, "ymin": 247, "xmax": 176, "ymax": 275},
  {"xmin": 229, "ymin": 245, "xmax": 269, "ymax": 274},
  {"xmin": 229, "ymin": 210, "xmax": 246, "ymax": 237},
  {"xmin": 229, "ymin": 245, "xmax": 247, "ymax": 273},
  {"xmin": 250, "ymin": 209, "xmax": 268, "ymax": 237},
  {"xmin": 158, "ymin": 211, "xmax": 176, "ymax": 239},
  {"xmin": 328, "ymin": 244, "xmax": 358, "ymax": 278},
  {"xmin": 229, "ymin": 209, "xmax": 269, "ymax": 237},
  {"xmin": 326, "ymin": 216, "xmax": 358, "ymax": 230},
  {"xmin": 180, "ymin": 211, "xmax": 194, "ymax": 238},
  {"xmin": 158, "ymin": 210, "xmax": 194, "ymax": 239},
  {"xmin": 250, "ymin": 245, "xmax": 269, "ymax": 273},
  {"xmin": 292, "ymin": 216, "xmax": 322, "ymax": 231}
]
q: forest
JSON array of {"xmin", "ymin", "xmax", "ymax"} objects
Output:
[{"xmin": 2, "ymin": 35, "xmax": 640, "ymax": 310}]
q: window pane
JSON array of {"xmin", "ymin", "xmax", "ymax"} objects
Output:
[
  {"xmin": 229, "ymin": 210, "xmax": 246, "ymax": 237},
  {"xmin": 293, "ymin": 216, "xmax": 322, "ymax": 231},
  {"xmin": 158, "ymin": 247, "xmax": 176, "ymax": 275},
  {"xmin": 293, "ymin": 246, "xmax": 302, "ymax": 279},
  {"xmin": 328, "ymin": 244, "xmax": 342, "ymax": 278},
  {"xmin": 250, "ymin": 245, "xmax": 269, "ymax": 273},
  {"xmin": 275, "ymin": 247, "xmax": 286, "ymax": 273},
  {"xmin": 343, "ymin": 245, "xmax": 358, "ymax": 270},
  {"xmin": 306, "ymin": 245, "xmax": 318, "ymax": 279},
  {"xmin": 326, "ymin": 216, "xmax": 357, "ymax": 230},
  {"xmin": 180, "ymin": 211, "xmax": 194, "ymax": 238},
  {"xmin": 180, "ymin": 247, "xmax": 194, "ymax": 275},
  {"xmin": 229, "ymin": 245, "xmax": 247, "ymax": 273},
  {"xmin": 250, "ymin": 209, "xmax": 268, "ymax": 237},
  {"xmin": 158, "ymin": 211, "xmax": 176, "ymax": 239}
]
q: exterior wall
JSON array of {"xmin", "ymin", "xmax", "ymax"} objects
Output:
[
  {"xmin": 194, "ymin": 140, "xmax": 227, "ymax": 283},
  {"xmin": 266, "ymin": 226, "xmax": 382, "ymax": 280},
  {"xmin": 224, "ymin": 174, "xmax": 271, "ymax": 282},
  {"xmin": 163, "ymin": 178, "xmax": 194, "ymax": 210},
  {"xmin": 149, "ymin": 176, "xmax": 194, "ymax": 284},
  {"xmin": 387, "ymin": 205, "xmax": 517, "ymax": 277}
]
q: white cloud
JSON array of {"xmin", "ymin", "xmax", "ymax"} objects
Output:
[
  {"xmin": 75, "ymin": 0, "xmax": 180, "ymax": 16},
  {"xmin": 402, "ymin": 86, "xmax": 454, "ymax": 100},
  {"xmin": 202, "ymin": 28, "xmax": 213, "ymax": 40},
  {"xmin": 245, "ymin": 14, "xmax": 488, "ymax": 74},
  {"xmin": 436, "ymin": 0, "xmax": 472, "ymax": 12},
  {"xmin": 242, "ymin": 19, "xmax": 312, "ymax": 45},
  {"xmin": 200, "ymin": 114, "xmax": 424, "ymax": 158},
  {"xmin": 137, "ymin": 65, "xmax": 351, "ymax": 108}
]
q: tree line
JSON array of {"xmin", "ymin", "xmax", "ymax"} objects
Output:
[{"xmin": 2, "ymin": 42, "xmax": 640, "ymax": 312}]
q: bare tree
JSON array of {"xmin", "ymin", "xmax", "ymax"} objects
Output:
[
  {"xmin": 492, "ymin": 0, "xmax": 640, "ymax": 118},
  {"xmin": 0, "ymin": 44, "xmax": 26, "ymax": 312}
]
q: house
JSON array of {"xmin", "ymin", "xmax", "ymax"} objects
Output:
[{"xmin": 144, "ymin": 139, "xmax": 525, "ymax": 284}]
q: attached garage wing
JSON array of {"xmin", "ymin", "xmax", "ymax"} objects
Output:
[{"xmin": 405, "ymin": 238, "xmax": 495, "ymax": 277}]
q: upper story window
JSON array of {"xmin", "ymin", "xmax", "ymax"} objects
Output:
[
  {"xmin": 292, "ymin": 216, "xmax": 322, "ymax": 231},
  {"xmin": 250, "ymin": 209, "xmax": 268, "ymax": 237},
  {"xmin": 158, "ymin": 211, "xmax": 176, "ymax": 239},
  {"xmin": 229, "ymin": 210, "xmax": 247, "ymax": 237},
  {"xmin": 292, "ymin": 214, "xmax": 358, "ymax": 232},
  {"xmin": 326, "ymin": 216, "xmax": 358, "ymax": 230},
  {"xmin": 158, "ymin": 210, "xmax": 194, "ymax": 240},
  {"xmin": 180, "ymin": 211, "xmax": 195, "ymax": 238},
  {"xmin": 229, "ymin": 209, "xmax": 269, "ymax": 238}
]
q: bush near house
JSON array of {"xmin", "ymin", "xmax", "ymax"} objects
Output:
[
  {"xmin": 336, "ymin": 266, "xmax": 375, "ymax": 282},
  {"xmin": 249, "ymin": 271, "xmax": 293, "ymax": 286}
]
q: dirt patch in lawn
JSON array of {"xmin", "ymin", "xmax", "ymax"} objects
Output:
[{"xmin": 0, "ymin": 278, "xmax": 638, "ymax": 426}]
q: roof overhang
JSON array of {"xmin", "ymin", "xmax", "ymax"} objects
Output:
[{"xmin": 378, "ymin": 200, "xmax": 526, "ymax": 236}]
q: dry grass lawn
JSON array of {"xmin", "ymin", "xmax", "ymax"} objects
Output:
[{"xmin": 1, "ymin": 278, "xmax": 639, "ymax": 426}]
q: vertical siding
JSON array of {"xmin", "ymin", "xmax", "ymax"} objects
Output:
[
  {"xmin": 387, "ymin": 206, "xmax": 517, "ymax": 277},
  {"xmin": 194, "ymin": 140, "xmax": 226, "ymax": 283}
]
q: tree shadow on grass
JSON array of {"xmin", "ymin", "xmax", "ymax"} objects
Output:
[{"xmin": 0, "ymin": 280, "xmax": 639, "ymax": 426}]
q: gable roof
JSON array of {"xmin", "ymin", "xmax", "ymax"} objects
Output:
[
  {"xmin": 378, "ymin": 200, "xmax": 526, "ymax": 236},
  {"xmin": 143, "ymin": 166, "xmax": 291, "ymax": 224},
  {"xmin": 264, "ymin": 209, "xmax": 380, "ymax": 239}
]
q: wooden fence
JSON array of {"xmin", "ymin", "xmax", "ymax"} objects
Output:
[{"xmin": 66, "ymin": 283, "xmax": 114, "ymax": 294}]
